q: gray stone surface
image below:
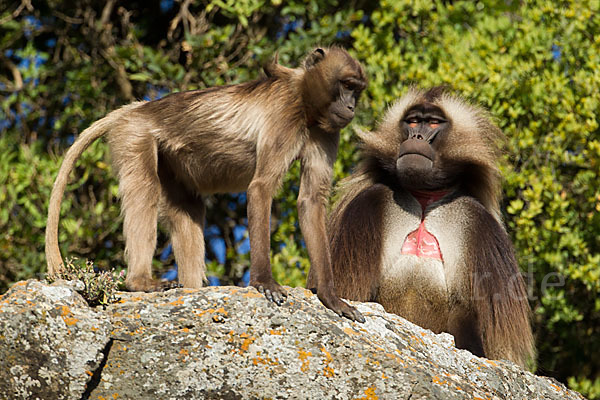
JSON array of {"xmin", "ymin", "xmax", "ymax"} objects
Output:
[{"xmin": 0, "ymin": 279, "xmax": 585, "ymax": 400}]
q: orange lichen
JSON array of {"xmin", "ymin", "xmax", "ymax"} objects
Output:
[
  {"xmin": 227, "ymin": 332, "xmax": 256, "ymax": 354},
  {"xmin": 242, "ymin": 291, "xmax": 264, "ymax": 299},
  {"xmin": 131, "ymin": 327, "xmax": 145, "ymax": 335},
  {"xmin": 241, "ymin": 337, "xmax": 254, "ymax": 352},
  {"xmin": 321, "ymin": 346, "xmax": 332, "ymax": 362},
  {"xmin": 168, "ymin": 297, "xmax": 184, "ymax": 306},
  {"xmin": 252, "ymin": 356, "xmax": 279, "ymax": 366},
  {"xmin": 178, "ymin": 348, "xmax": 190, "ymax": 362},
  {"xmin": 196, "ymin": 307, "xmax": 229, "ymax": 318},
  {"xmin": 63, "ymin": 317, "xmax": 78, "ymax": 326},
  {"xmin": 217, "ymin": 307, "xmax": 228, "ymax": 315},
  {"xmin": 365, "ymin": 387, "xmax": 378, "ymax": 400},
  {"xmin": 298, "ymin": 349, "xmax": 312, "ymax": 372},
  {"xmin": 343, "ymin": 327, "xmax": 358, "ymax": 336},
  {"xmin": 432, "ymin": 375, "xmax": 449, "ymax": 386},
  {"xmin": 320, "ymin": 346, "xmax": 334, "ymax": 377},
  {"xmin": 58, "ymin": 305, "xmax": 79, "ymax": 326},
  {"xmin": 226, "ymin": 331, "xmax": 236, "ymax": 342},
  {"xmin": 550, "ymin": 383, "xmax": 562, "ymax": 392},
  {"xmin": 212, "ymin": 315, "xmax": 225, "ymax": 323},
  {"xmin": 353, "ymin": 387, "xmax": 378, "ymax": 400}
]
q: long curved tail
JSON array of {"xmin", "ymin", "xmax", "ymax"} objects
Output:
[{"xmin": 45, "ymin": 103, "xmax": 141, "ymax": 274}]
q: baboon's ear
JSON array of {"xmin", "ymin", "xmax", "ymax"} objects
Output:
[
  {"xmin": 304, "ymin": 48, "xmax": 326, "ymax": 69},
  {"xmin": 263, "ymin": 51, "xmax": 280, "ymax": 77}
]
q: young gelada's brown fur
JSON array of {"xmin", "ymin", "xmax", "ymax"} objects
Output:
[
  {"xmin": 46, "ymin": 47, "xmax": 367, "ymax": 321},
  {"xmin": 314, "ymin": 88, "xmax": 535, "ymax": 366}
]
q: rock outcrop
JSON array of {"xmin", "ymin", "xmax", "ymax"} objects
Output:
[{"xmin": 0, "ymin": 280, "xmax": 585, "ymax": 399}]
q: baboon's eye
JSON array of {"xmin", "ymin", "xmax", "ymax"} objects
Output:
[
  {"xmin": 341, "ymin": 80, "xmax": 353, "ymax": 90},
  {"xmin": 406, "ymin": 118, "xmax": 419, "ymax": 128},
  {"xmin": 429, "ymin": 119, "xmax": 442, "ymax": 128}
]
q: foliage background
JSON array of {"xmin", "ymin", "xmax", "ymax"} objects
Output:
[{"xmin": 1, "ymin": 0, "xmax": 598, "ymax": 396}]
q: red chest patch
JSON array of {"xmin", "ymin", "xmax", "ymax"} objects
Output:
[{"xmin": 400, "ymin": 190, "xmax": 449, "ymax": 261}]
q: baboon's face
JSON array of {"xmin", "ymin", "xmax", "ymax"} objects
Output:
[{"xmin": 395, "ymin": 103, "xmax": 456, "ymax": 190}]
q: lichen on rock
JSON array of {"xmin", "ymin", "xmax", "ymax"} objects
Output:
[{"xmin": 0, "ymin": 280, "xmax": 586, "ymax": 400}]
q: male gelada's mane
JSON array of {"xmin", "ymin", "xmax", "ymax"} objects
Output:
[{"xmin": 318, "ymin": 88, "xmax": 535, "ymax": 368}]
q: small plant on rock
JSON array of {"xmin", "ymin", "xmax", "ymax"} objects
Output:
[{"xmin": 46, "ymin": 258, "xmax": 125, "ymax": 307}]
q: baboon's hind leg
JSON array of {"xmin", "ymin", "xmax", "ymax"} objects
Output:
[
  {"xmin": 160, "ymin": 188, "xmax": 207, "ymax": 289},
  {"xmin": 118, "ymin": 148, "xmax": 164, "ymax": 292}
]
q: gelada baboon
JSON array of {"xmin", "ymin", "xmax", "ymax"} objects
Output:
[
  {"xmin": 309, "ymin": 87, "xmax": 535, "ymax": 365},
  {"xmin": 46, "ymin": 47, "xmax": 367, "ymax": 321}
]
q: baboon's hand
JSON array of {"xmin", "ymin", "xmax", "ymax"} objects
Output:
[
  {"xmin": 318, "ymin": 291, "xmax": 365, "ymax": 323},
  {"xmin": 252, "ymin": 279, "xmax": 288, "ymax": 306}
]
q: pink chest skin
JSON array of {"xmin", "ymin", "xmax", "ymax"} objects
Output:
[{"xmin": 401, "ymin": 190, "xmax": 449, "ymax": 261}]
